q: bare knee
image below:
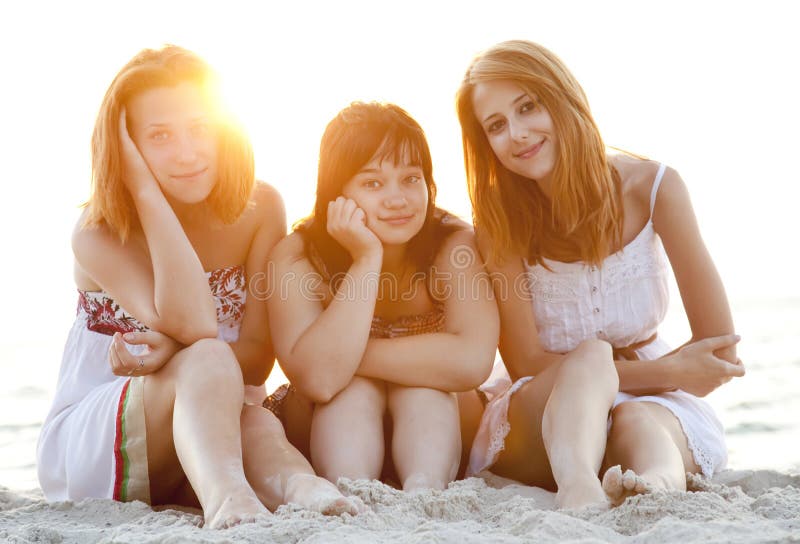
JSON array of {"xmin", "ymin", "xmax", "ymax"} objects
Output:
[
  {"xmin": 608, "ymin": 402, "xmax": 652, "ymax": 441},
  {"xmin": 152, "ymin": 338, "xmax": 243, "ymax": 397},
  {"xmin": 326, "ymin": 376, "xmax": 385, "ymax": 407},
  {"xmin": 560, "ymin": 339, "xmax": 618, "ymax": 393}
]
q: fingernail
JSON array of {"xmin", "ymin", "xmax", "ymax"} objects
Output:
[
  {"xmin": 734, "ymin": 334, "xmax": 741, "ymax": 341},
  {"xmin": 123, "ymin": 333, "xmax": 134, "ymax": 341}
]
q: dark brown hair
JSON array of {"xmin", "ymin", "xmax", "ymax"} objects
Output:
[{"xmin": 297, "ymin": 101, "xmax": 460, "ymax": 288}]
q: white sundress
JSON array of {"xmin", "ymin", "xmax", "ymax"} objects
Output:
[
  {"xmin": 37, "ymin": 266, "xmax": 247, "ymax": 503},
  {"xmin": 468, "ymin": 164, "xmax": 727, "ymax": 479}
]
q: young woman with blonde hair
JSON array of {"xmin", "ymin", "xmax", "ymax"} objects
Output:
[
  {"xmin": 455, "ymin": 40, "xmax": 744, "ymax": 508},
  {"xmin": 37, "ymin": 45, "xmax": 361, "ymax": 528},
  {"xmin": 266, "ymin": 101, "xmax": 499, "ymax": 491}
]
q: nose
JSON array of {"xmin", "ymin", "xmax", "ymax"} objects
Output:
[
  {"xmin": 175, "ymin": 132, "xmax": 199, "ymax": 164},
  {"xmin": 508, "ymin": 118, "xmax": 529, "ymax": 142},
  {"xmin": 383, "ymin": 186, "xmax": 408, "ymax": 209}
]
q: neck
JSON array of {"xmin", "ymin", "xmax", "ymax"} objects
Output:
[
  {"xmin": 381, "ymin": 244, "xmax": 409, "ymax": 276},
  {"xmin": 535, "ymin": 172, "xmax": 554, "ymax": 199},
  {"xmin": 167, "ymin": 196, "xmax": 214, "ymax": 229}
]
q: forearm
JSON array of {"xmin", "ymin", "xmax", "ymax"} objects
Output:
[
  {"xmin": 132, "ymin": 189, "xmax": 217, "ymax": 337},
  {"xmin": 285, "ymin": 257, "xmax": 380, "ymax": 401},
  {"xmin": 615, "ymin": 357, "xmax": 677, "ymax": 395},
  {"xmin": 356, "ymin": 332, "xmax": 495, "ymax": 392}
]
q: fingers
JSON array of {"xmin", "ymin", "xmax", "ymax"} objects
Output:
[
  {"xmin": 351, "ymin": 207, "xmax": 366, "ymax": 228},
  {"xmin": 123, "ymin": 330, "xmax": 161, "ymax": 347},
  {"xmin": 724, "ymin": 359, "xmax": 746, "ymax": 377},
  {"xmin": 108, "ymin": 333, "xmax": 126, "ymax": 375},
  {"xmin": 109, "ymin": 332, "xmax": 149, "ymax": 377},
  {"xmin": 695, "ymin": 334, "xmax": 741, "ymax": 351}
]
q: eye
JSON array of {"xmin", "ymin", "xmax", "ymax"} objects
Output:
[
  {"xmin": 485, "ymin": 119, "xmax": 506, "ymax": 134},
  {"xmin": 362, "ymin": 179, "xmax": 381, "ymax": 189},
  {"xmin": 191, "ymin": 123, "xmax": 210, "ymax": 136},
  {"xmin": 405, "ymin": 175, "xmax": 422, "ymax": 184},
  {"xmin": 519, "ymin": 99, "xmax": 540, "ymax": 114},
  {"xmin": 150, "ymin": 130, "xmax": 171, "ymax": 141}
]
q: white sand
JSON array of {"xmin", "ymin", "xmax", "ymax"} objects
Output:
[{"xmin": 2, "ymin": 470, "xmax": 798, "ymax": 543}]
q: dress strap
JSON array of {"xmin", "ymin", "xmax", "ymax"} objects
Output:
[{"xmin": 649, "ymin": 163, "xmax": 667, "ymax": 219}]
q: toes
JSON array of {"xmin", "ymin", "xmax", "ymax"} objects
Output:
[
  {"xmin": 319, "ymin": 496, "xmax": 366, "ymax": 516},
  {"xmin": 622, "ymin": 469, "xmax": 639, "ymax": 491},
  {"xmin": 602, "ymin": 465, "xmax": 624, "ymax": 498}
]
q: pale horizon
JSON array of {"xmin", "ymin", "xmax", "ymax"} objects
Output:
[{"xmin": 1, "ymin": 1, "xmax": 798, "ymax": 485}]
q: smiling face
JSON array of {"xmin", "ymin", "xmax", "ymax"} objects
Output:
[
  {"xmin": 341, "ymin": 148, "xmax": 429, "ymax": 247},
  {"xmin": 127, "ymin": 81, "xmax": 218, "ymax": 206},
  {"xmin": 471, "ymin": 79, "xmax": 558, "ymax": 193}
]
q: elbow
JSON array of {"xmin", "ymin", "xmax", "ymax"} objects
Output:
[
  {"xmin": 175, "ymin": 326, "xmax": 218, "ymax": 346},
  {"xmin": 458, "ymin": 345, "xmax": 496, "ymax": 391},
  {"xmin": 293, "ymin": 373, "xmax": 341, "ymax": 404},
  {"xmin": 279, "ymin": 355, "xmax": 349, "ymax": 404}
]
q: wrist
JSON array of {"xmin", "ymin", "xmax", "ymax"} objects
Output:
[
  {"xmin": 353, "ymin": 250, "xmax": 382, "ymax": 270},
  {"xmin": 660, "ymin": 354, "xmax": 680, "ymax": 389}
]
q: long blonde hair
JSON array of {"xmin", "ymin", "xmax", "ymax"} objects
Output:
[
  {"xmin": 456, "ymin": 40, "xmax": 622, "ymax": 266},
  {"xmin": 84, "ymin": 45, "xmax": 254, "ymax": 241}
]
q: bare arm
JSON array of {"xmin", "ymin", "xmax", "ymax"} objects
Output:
[
  {"xmin": 267, "ymin": 198, "xmax": 384, "ymax": 402},
  {"xmin": 228, "ymin": 183, "xmax": 286, "ymax": 385},
  {"xmin": 355, "ymin": 230, "xmax": 499, "ymax": 391},
  {"xmin": 471, "ymin": 230, "xmax": 561, "ymax": 381},
  {"xmin": 72, "ymin": 114, "xmax": 217, "ymax": 344}
]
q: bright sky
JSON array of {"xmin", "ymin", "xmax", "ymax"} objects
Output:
[{"xmin": 1, "ymin": 0, "xmax": 799, "ymax": 347}]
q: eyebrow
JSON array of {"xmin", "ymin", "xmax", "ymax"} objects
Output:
[
  {"xmin": 482, "ymin": 93, "xmax": 529, "ymax": 123},
  {"xmin": 145, "ymin": 116, "xmax": 208, "ymax": 129}
]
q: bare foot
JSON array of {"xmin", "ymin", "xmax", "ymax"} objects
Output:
[
  {"xmin": 284, "ymin": 473, "xmax": 366, "ymax": 516},
  {"xmin": 555, "ymin": 478, "xmax": 609, "ymax": 510},
  {"xmin": 402, "ymin": 473, "xmax": 447, "ymax": 493},
  {"xmin": 205, "ymin": 493, "xmax": 269, "ymax": 529},
  {"xmin": 602, "ymin": 465, "xmax": 653, "ymax": 506}
]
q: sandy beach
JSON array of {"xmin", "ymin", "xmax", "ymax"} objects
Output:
[{"xmin": 2, "ymin": 469, "xmax": 798, "ymax": 543}]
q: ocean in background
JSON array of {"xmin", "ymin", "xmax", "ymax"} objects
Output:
[
  {"xmin": 2, "ymin": 292, "xmax": 798, "ymax": 491},
  {"xmin": 2, "ymin": 0, "xmax": 800, "ymax": 495}
]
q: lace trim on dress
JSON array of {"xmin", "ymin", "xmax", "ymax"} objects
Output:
[{"xmin": 481, "ymin": 376, "xmax": 533, "ymax": 465}]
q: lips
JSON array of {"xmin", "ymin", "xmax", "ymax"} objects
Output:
[
  {"xmin": 514, "ymin": 140, "xmax": 544, "ymax": 159},
  {"xmin": 379, "ymin": 214, "xmax": 415, "ymax": 225},
  {"xmin": 171, "ymin": 167, "xmax": 208, "ymax": 180}
]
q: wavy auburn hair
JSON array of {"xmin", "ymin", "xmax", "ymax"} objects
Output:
[
  {"xmin": 297, "ymin": 101, "xmax": 459, "ymax": 288},
  {"xmin": 83, "ymin": 45, "xmax": 254, "ymax": 241},
  {"xmin": 456, "ymin": 40, "xmax": 623, "ymax": 267}
]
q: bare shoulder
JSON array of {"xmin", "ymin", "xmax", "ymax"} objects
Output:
[
  {"xmin": 71, "ymin": 209, "xmax": 121, "ymax": 263},
  {"xmin": 250, "ymin": 181, "xmax": 286, "ymax": 229},
  {"xmin": 434, "ymin": 227, "xmax": 480, "ymax": 270},
  {"xmin": 610, "ymin": 154, "xmax": 677, "ymax": 204},
  {"xmin": 252, "ymin": 180, "xmax": 284, "ymax": 208},
  {"xmin": 268, "ymin": 230, "xmax": 307, "ymax": 265}
]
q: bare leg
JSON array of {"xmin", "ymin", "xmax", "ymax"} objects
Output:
[
  {"xmin": 456, "ymin": 390, "xmax": 484, "ymax": 478},
  {"xmin": 239, "ymin": 405, "xmax": 363, "ymax": 515},
  {"xmin": 602, "ymin": 401, "xmax": 698, "ymax": 505},
  {"xmin": 310, "ymin": 376, "xmax": 386, "ymax": 482},
  {"xmin": 492, "ymin": 339, "xmax": 618, "ymax": 509},
  {"xmin": 387, "ymin": 385, "xmax": 461, "ymax": 492},
  {"xmin": 143, "ymin": 339, "xmax": 267, "ymax": 529}
]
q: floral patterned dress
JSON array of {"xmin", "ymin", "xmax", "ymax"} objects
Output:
[{"xmin": 37, "ymin": 266, "xmax": 245, "ymax": 503}]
